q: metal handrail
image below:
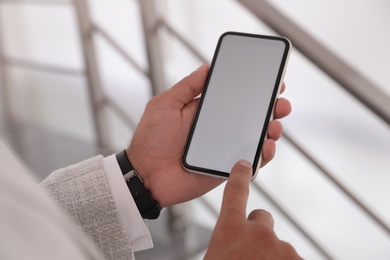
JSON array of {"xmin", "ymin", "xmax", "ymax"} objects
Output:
[
  {"xmin": 252, "ymin": 181, "xmax": 334, "ymax": 259},
  {"xmin": 0, "ymin": 0, "xmax": 142, "ymax": 138},
  {"xmin": 102, "ymin": 94, "xmax": 138, "ymax": 130},
  {"xmin": 155, "ymin": 18, "xmax": 209, "ymax": 64},
  {"xmin": 92, "ymin": 24, "xmax": 150, "ymax": 79},
  {"xmin": 3, "ymin": 57, "xmax": 84, "ymax": 76},
  {"xmin": 0, "ymin": 0, "xmax": 70, "ymax": 5},
  {"xmin": 283, "ymin": 132, "xmax": 390, "ymax": 236},
  {"xmin": 238, "ymin": 0, "xmax": 390, "ymax": 127},
  {"xmin": 199, "ymin": 184, "xmax": 333, "ymax": 259}
]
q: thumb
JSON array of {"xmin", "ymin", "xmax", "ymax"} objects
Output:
[
  {"xmin": 163, "ymin": 64, "xmax": 209, "ymax": 109},
  {"xmin": 220, "ymin": 160, "xmax": 253, "ymax": 221}
]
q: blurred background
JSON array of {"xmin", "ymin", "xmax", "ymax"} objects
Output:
[{"xmin": 0, "ymin": 0, "xmax": 389, "ymax": 259}]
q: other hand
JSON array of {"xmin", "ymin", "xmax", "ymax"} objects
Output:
[{"xmin": 204, "ymin": 160, "xmax": 301, "ymax": 259}]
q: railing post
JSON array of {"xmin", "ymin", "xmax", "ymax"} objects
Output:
[
  {"xmin": 137, "ymin": 1, "xmax": 200, "ymax": 255},
  {"xmin": 0, "ymin": 5, "xmax": 15, "ymax": 128},
  {"xmin": 138, "ymin": 0, "xmax": 166, "ymax": 95},
  {"xmin": 73, "ymin": 0, "xmax": 109, "ymax": 150}
]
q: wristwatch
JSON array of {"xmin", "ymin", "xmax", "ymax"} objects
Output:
[{"xmin": 116, "ymin": 150, "xmax": 162, "ymax": 219}]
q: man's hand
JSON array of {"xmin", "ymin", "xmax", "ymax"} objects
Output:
[
  {"xmin": 127, "ymin": 64, "xmax": 291, "ymax": 207},
  {"xmin": 204, "ymin": 160, "xmax": 301, "ymax": 259}
]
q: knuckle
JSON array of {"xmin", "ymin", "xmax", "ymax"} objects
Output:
[
  {"xmin": 248, "ymin": 209, "xmax": 274, "ymax": 225},
  {"xmin": 145, "ymin": 95, "xmax": 165, "ymax": 110},
  {"xmin": 281, "ymin": 241, "xmax": 300, "ymax": 258},
  {"xmin": 145, "ymin": 96, "xmax": 157, "ymax": 108},
  {"xmin": 254, "ymin": 224, "xmax": 275, "ymax": 239},
  {"xmin": 147, "ymin": 96, "xmax": 160, "ymax": 106}
]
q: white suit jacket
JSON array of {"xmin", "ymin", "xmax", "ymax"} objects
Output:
[{"xmin": 0, "ymin": 140, "xmax": 134, "ymax": 260}]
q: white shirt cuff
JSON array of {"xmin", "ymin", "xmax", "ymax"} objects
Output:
[{"xmin": 102, "ymin": 154, "xmax": 153, "ymax": 252}]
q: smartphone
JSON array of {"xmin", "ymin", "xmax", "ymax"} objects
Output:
[{"xmin": 182, "ymin": 31, "xmax": 291, "ymax": 179}]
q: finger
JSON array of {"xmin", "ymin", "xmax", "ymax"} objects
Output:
[
  {"xmin": 247, "ymin": 209, "xmax": 275, "ymax": 228},
  {"xmin": 220, "ymin": 160, "xmax": 253, "ymax": 221},
  {"xmin": 260, "ymin": 139, "xmax": 276, "ymax": 167},
  {"xmin": 267, "ymin": 120, "xmax": 283, "ymax": 141},
  {"xmin": 273, "ymin": 97, "xmax": 292, "ymax": 119},
  {"xmin": 164, "ymin": 64, "xmax": 209, "ymax": 109},
  {"xmin": 280, "ymin": 82, "xmax": 286, "ymax": 94}
]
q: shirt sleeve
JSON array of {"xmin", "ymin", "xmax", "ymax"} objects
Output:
[{"xmin": 102, "ymin": 154, "xmax": 153, "ymax": 252}]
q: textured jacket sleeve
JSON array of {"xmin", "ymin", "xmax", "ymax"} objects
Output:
[{"xmin": 40, "ymin": 156, "xmax": 134, "ymax": 260}]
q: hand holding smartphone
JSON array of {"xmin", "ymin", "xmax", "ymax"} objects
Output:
[{"xmin": 182, "ymin": 32, "xmax": 291, "ymax": 180}]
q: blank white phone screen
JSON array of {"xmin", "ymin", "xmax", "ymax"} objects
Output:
[{"xmin": 185, "ymin": 34, "xmax": 287, "ymax": 175}]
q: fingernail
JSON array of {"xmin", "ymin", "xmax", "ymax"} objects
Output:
[{"xmin": 238, "ymin": 159, "xmax": 252, "ymax": 168}]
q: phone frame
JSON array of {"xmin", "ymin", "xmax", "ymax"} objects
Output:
[{"xmin": 182, "ymin": 31, "xmax": 291, "ymax": 179}]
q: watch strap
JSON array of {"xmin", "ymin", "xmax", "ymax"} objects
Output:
[
  {"xmin": 127, "ymin": 175, "xmax": 162, "ymax": 220},
  {"xmin": 116, "ymin": 149, "xmax": 134, "ymax": 175},
  {"xmin": 116, "ymin": 150, "xmax": 161, "ymax": 219}
]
